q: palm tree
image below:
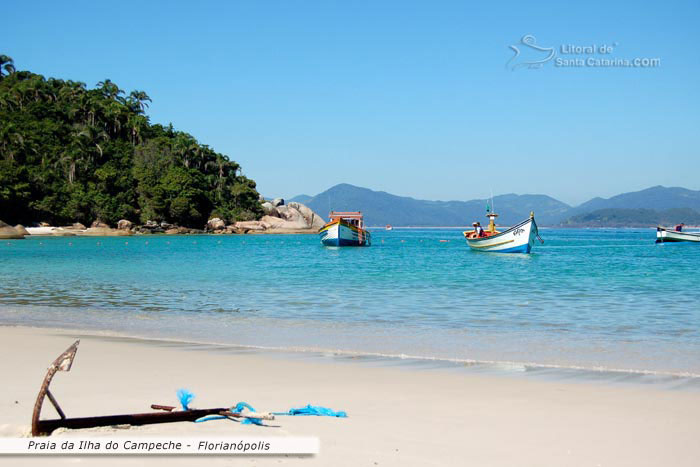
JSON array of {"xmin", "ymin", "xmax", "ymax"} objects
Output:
[
  {"xmin": 127, "ymin": 114, "xmax": 148, "ymax": 145},
  {"xmin": 75, "ymin": 124, "xmax": 109, "ymax": 164},
  {"xmin": 96, "ymin": 79, "xmax": 124, "ymax": 101},
  {"xmin": 0, "ymin": 123, "xmax": 24, "ymax": 161},
  {"xmin": 0, "ymin": 55, "xmax": 15, "ymax": 78},
  {"xmin": 55, "ymin": 149, "xmax": 82, "ymax": 185},
  {"xmin": 174, "ymin": 134, "xmax": 199, "ymax": 169},
  {"xmin": 128, "ymin": 90, "xmax": 151, "ymax": 114}
]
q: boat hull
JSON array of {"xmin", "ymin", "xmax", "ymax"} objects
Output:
[
  {"xmin": 465, "ymin": 217, "xmax": 537, "ymax": 253},
  {"xmin": 319, "ymin": 221, "xmax": 371, "ymax": 247},
  {"xmin": 656, "ymin": 230, "xmax": 700, "ymax": 243}
]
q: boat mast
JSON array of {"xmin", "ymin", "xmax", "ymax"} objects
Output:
[{"xmin": 486, "ymin": 192, "xmax": 497, "ymax": 234}]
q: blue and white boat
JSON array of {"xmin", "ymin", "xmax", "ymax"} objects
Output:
[
  {"xmin": 319, "ymin": 211, "xmax": 371, "ymax": 247},
  {"xmin": 464, "ymin": 211, "xmax": 541, "ymax": 253}
]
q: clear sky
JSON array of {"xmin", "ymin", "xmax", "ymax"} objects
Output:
[{"xmin": 6, "ymin": 0, "xmax": 699, "ymax": 206}]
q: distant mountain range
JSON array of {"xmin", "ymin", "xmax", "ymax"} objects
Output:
[
  {"xmin": 563, "ymin": 208, "xmax": 700, "ymax": 228},
  {"xmin": 288, "ymin": 184, "xmax": 700, "ymax": 227}
]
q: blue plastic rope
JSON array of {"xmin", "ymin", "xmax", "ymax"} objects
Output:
[
  {"xmin": 178, "ymin": 389, "xmax": 349, "ymax": 426},
  {"xmin": 194, "ymin": 401, "xmax": 264, "ymax": 425},
  {"xmin": 273, "ymin": 404, "xmax": 347, "ymax": 417},
  {"xmin": 176, "ymin": 389, "xmax": 195, "ymax": 410}
]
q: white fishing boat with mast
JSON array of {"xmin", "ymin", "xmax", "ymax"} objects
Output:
[{"xmin": 463, "ymin": 196, "xmax": 542, "ymax": 253}]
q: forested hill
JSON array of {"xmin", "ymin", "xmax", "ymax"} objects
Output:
[{"xmin": 0, "ymin": 55, "xmax": 262, "ymax": 227}]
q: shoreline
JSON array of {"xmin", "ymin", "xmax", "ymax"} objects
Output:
[
  {"xmin": 2, "ymin": 325, "xmax": 699, "ymax": 466},
  {"xmin": 4, "ymin": 323, "xmax": 700, "ymax": 384}
]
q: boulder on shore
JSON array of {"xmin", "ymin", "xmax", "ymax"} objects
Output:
[
  {"xmin": 0, "ymin": 220, "xmax": 24, "ymax": 239},
  {"xmin": 207, "ymin": 218, "xmax": 226, "ymax": 231},
  {"xmin": 117, "ymin": 219, "xmax": 133, "ymax": 230},
  {"xmin": 231, "ymin": 202, "xmax": 325, "ymax": 233},
  {"xmin": 233, "ymin": 221, "xmax": 267, "ymax": 231},
  {"xmin": 14, "ymin": 224, "xmax": 30, "ymax": 236},
  {"xmin": 261, "ymin": 202, "xmax": 280, "ymax": 217},
  {"xmin": 260, "ymin": 215, "xmax": 309, "ymax": 230},
  {"xmin": 59, "ymin": 222, "xmax": 87, "ymax": 230},
  {"xmin": 288, "ymin": 202, "xmax": 326, "ymax": 230},
  {"xmin": 91, "ymin": 220, "xmax": 110, "ymax": 229}
]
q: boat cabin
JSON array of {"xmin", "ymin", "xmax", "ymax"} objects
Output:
[{"xmin": 329, "ymin": 211, "xmax": 365, "ymax": 230}]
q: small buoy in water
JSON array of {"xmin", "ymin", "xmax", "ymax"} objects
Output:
[
  {"xmin": 401, "ymin": 240, "xmax": 405, "ymax": 243},
  {"xmin": 439, "ymin": 240, "xmax": 449, "ymax": 243},
  {"xmin": 166, "ymin": 241, "xmax": 170, "ymax": 245},
  {"xmin": 145, "ymin": 241, "xmax": 148, "ymax": 245},
  {"xmin": 125, "ymin": 241, "xmax": 128, "ymax": 245},
  {"xmin": 68, "ymin": 242, "xmax": 72, "ymax": 246}
]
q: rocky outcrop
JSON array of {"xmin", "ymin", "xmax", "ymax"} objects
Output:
[
  {"xmin": 233, "ymin": 202, "xmax": 325, "ymax": 233},
  {"xmin": 288, "ymin": 202, "xmax": 326, "ymax": 230},
  {"xmin": 117, "ymin": 219, "xmax": 133, "ymax": 230},
  {"xmin": 233, "ymin": 220, "xmax": 267, "ymax": 231},
  {"xmin": 261, "ymin": 202, "xmax": 280, "ymax": 217},
  {"xmin": 132, "ymin": 221, "xmax": 203, "ymax": 235},
  {"xmin": 272, "ymin": 198, "xmax": 284, "ymax": 207},
  {"xmin": 0, "ymin": 220, "xmax": 25, "ymax": 239},
  {"xmin": 78, "ymin": 219, "xmax": 130, "ymax": 236},
  {"xmin": 82, "ymin": 226, "xmax": 132, "ymax": 236},
  {"xmin": 14, "ymin": 224, "xmax": 30, "ymax": 236},
  {"xmin": 206, "ymin": 218, "xmax": 226, "ymax": 231}
]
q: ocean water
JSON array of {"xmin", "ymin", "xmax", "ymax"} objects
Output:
[{"xmin": 1, "ymin": 229, "xmax": 699, "ymax": 377}]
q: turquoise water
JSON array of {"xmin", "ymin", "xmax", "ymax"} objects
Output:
[{"xmin": 1, "ymin": 229, "xmax": 699, "ymax": 375}]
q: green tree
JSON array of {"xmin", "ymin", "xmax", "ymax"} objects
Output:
[
  {"xmin": 0, "ymin": 55, "xmax": 262, "ymax": 227},
  {"xmin": 0, "ymin": 55, "xmax": 15, "ymax": 78}
]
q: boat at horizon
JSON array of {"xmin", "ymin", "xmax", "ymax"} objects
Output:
[
  {"xmin": 319, "ymin": 211, "xmax": 372, "ymax": 247},
  {"xmin": 463, "ymin": 211, "xmax": 541, "ymax": 253},
  {"xmin": 385, "ymin": 224, "xmax": 393, "ymax": 231}
]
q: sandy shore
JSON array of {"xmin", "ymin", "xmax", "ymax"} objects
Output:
[{"xmin": 1, "ymin": 326, "xmax": 699, "ymax": 466}]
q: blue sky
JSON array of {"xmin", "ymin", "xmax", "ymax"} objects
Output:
[{"xmin": 6, "ymin": 0, "xmax": 699, "ymax": 205}]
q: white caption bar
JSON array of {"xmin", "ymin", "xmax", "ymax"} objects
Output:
[{"xmin": 0, "ymin": 437, "xmax": 319, "ymax": 455}]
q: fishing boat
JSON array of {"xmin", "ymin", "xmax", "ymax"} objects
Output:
[
  {"xmin": 656, "ymin": 227, "xmax": 700, "ymax": 243},
  {"xmin": 385, "ymin": 224, "xmax": 393, "ymax": 231},
  {"xmin": 319, "ymin": 211, "xmax": 371, "ymax": 247},
  {"xmin": 463, "ymin": 211, "xmax": 541, "ymax": 253}
]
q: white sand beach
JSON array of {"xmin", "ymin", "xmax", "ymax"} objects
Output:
[{"xmin": 2, "ymin": 326, "xmax": 699, "ymax": 467}]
